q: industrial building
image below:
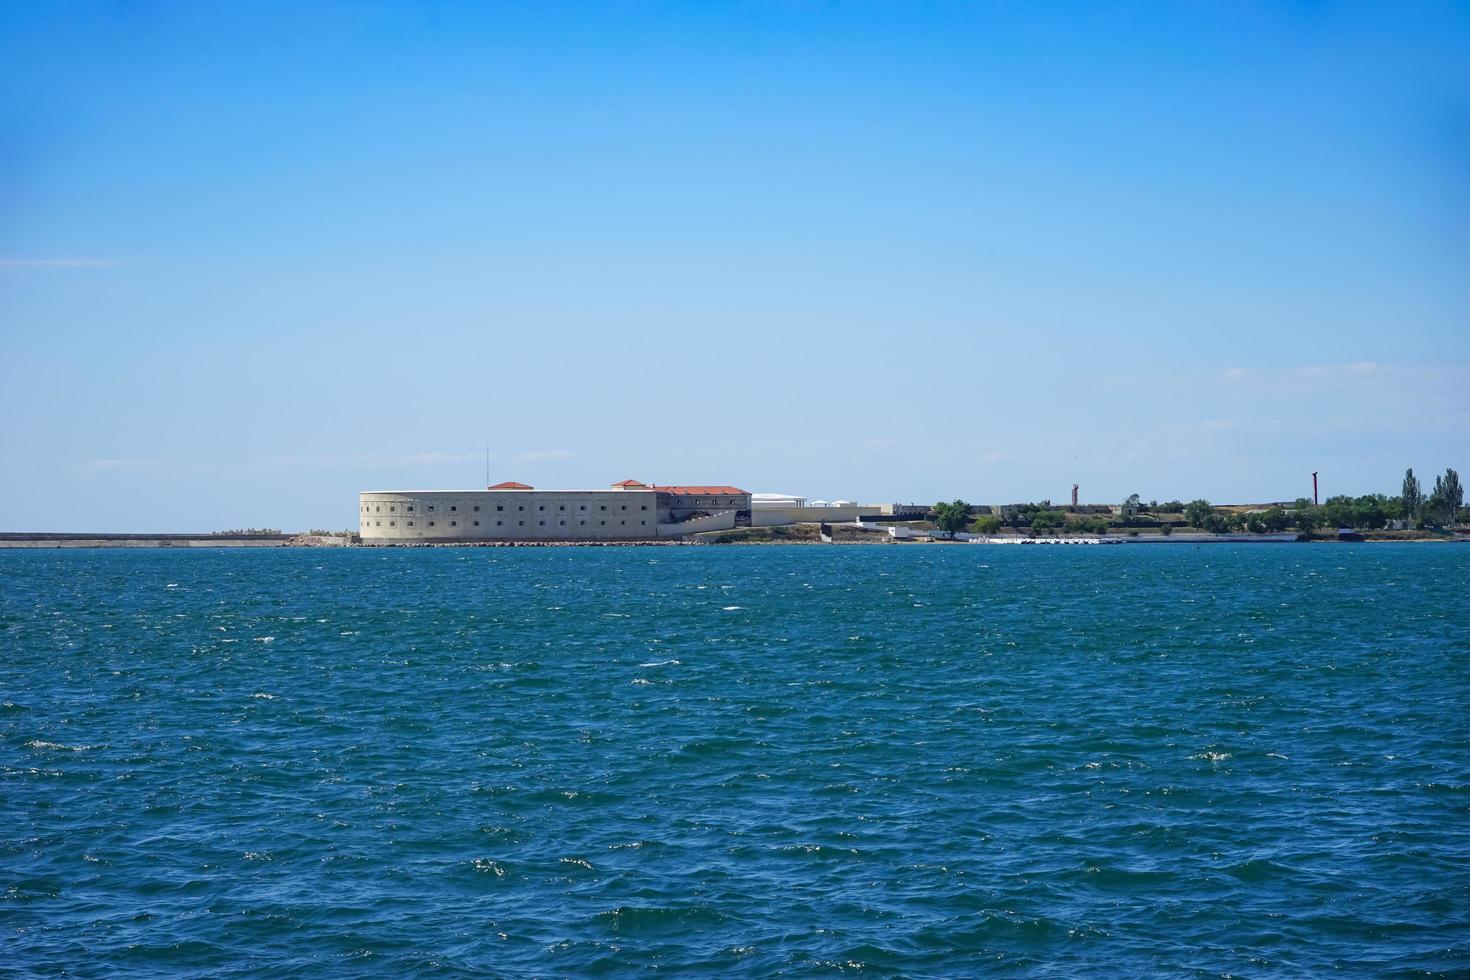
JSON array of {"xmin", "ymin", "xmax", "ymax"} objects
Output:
[{"xmin": 358, "ymin": 480, "xmax": 752, "ymax": 544}]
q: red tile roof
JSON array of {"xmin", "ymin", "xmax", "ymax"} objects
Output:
[
  {"xmin": 488, "ymin": 481, "xmax": 533, "ymax": 490},
  {"xmin": 610, "ymin": 479, "xmax": 647, "ymax": 487},
  {"xmin": 654, "ymin": 485, "xmax": 749, "ymax": 496}
]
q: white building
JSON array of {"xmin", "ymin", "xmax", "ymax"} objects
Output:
[{"xmin": 752, "ymin": 492, "xmax": 807, "ymax": 509}]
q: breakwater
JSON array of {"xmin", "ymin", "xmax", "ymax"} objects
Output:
[{"xmin": 0, "ymin": 533, "xmax": 294, "ymax": 549}]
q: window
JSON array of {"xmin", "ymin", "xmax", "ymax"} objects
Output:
[
  {"xmin": 495, "ymin": 521, "xmax": 502, "ymax": 526},
  {"xmin": 559, "ymin": 520, "xmax": 566, "ymax": 526},
  {"xmin": 641, "ymin": 505, "xmax": 647, "ymax": 511},
  {"xmin": 620, "ymin": 505, "xmax": 627, "ymax": 511},
  {"xmin": 579, "ymin": 505, "xmax": 587, "ymax": 511},
  {"xmin": 600, "ymin": 505, "xmax": 607, "ymax": 511},
  {"xmin": 389, "ymin": 521, "xmax": 396, "ymax": 527},
  {"xmin": 472, "ymin": 521, "xmax": 479, "ymax": 527},
  {"xmin": 620, "ymin": 521, "xmax": 626, "ymax": 526},
  {"xmin": 390, "ymin": 506, "xmax": 397, "ymax": 513},
  {"xmin": 427, "ymin": 505, "xmax": 435, "ymax": 512},
  {"xmin": 407, "ymin": 506, "xmax": 414, "ymax": 513},
  {"xmin": 428, "ymin": 521, "xmax": 435, "ymax": 526},
  {"xmin": 539, "ymin": 520, "xmax": 546, "ymax": 526},
  {"xmin": 473, "ymin": 505, "xmax": 480, "ymax": 512},
  {"xmin": 407, "ymin": 521, "xmax": 414, "ymax": 527},
  {"xmin": 496, "ymin": 505, "xmax": 503, "ymax": 511},
  {"xmin": 600, "ymin": 520, "xmax": 606, "ymax": 526},
  {"xmin": 450, "ymin": 505, "xmax": 457, "ymax": 512},
  {"xmin": 579, "ymin": 521, "xmax": 586, "ymax": 526},
  {"xmin": 518, "ymin": 506, "xmax": 524, "ymax": 511},
  {"xmin": 641, "ymin": 520, "xmax": 646, "ymax": 525},
  {"xmin": 375, "ymin": 521, "xmax": 381, "ymax": 527},
  {"xmin": 450, "ymin": 521, "xmax": 457, "ymax": 527},
  {"xmin": 538, "ymin": 505, "xmax": 546, "ymax": 511},
  {"xmin": 558, "ymin": 505, "xmax": 565, "ymax": 511},
  {"xmin": 518, "ymin": 520, "xmax": 524, "ymax": 526}
]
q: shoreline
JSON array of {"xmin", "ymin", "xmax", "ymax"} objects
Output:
[{"xmin": 2, "ymin": 534, "xmax": 1466, "ymax": 549}]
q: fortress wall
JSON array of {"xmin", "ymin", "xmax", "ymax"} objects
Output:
[{"xmin": 359, "ymin": 490, "xmax": 662, "ymax": 543}]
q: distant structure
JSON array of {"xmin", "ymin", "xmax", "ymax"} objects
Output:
[
  {"xmin": 359, "ymin": 479, "xmax": 751, "ymax": 544},
  {"xmin": 750, "ymin": 494, "xmax": 884, "ymax": 526},
  {"xmin": 1072, "ymin": 484, "xmax": 1079, "ymax": 507},
  {"xmin": 752, "ymin": 492, "xmax": 806, "ymax": 508},
  {"xmin": 1313, "ymin": 471, "xmax": 1319, "ymax": 506}
]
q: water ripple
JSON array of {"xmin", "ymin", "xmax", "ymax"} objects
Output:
[{"xmin": 2, "ymin": 544, "xmax": 1468, "ymax": 976}]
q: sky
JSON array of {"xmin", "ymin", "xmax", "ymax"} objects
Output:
[{"xmin": 2, "ymin": 1, "xmax": 1468, "ymax": 532}]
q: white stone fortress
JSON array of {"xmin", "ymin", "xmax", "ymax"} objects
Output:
[{"xmin": 358, "ymin": 479, "xmax": 752, "ymax": 544}]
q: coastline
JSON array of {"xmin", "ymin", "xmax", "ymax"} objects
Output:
[{"xmin": 3, "ymin": 532, "xmax": 1466, "ymax": 549}]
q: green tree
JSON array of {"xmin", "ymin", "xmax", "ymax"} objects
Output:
[
  {"xmin": 1383, "ymin": 496, "xmax": 1405, "ymax": 521},
  {"xmin": 971, "ymin": 515, "xmax": 1001, "ymax": 535},
  {"xmin": 1401, "ymin": 468, "xmax": 1423, "ymax": 520},
  {"xmin": 1160, "ymin": 523, "xmax": 1174, "ymax": 536},
  {"xmin": 1293, "ymin": 506, "xmax": 1325, "ymax": 532},
  {"xmin": 1428, "ymin": 468, "xmax": 1463, "ymax": 525},
  {"xmin": 1183, "ymin": 499, "xmax": 1213, "ymax": 527},
  {"xmin": 1261, "ymin": 507, "xmax": 1289, "ymax": 532},
  {"xmin": 1202, "ymin": 512, "xmax": 1232, "ymax": 534},
  {"xmin": 1068, "ymin": 516, "xmax": 1107, "ymax": 535},
  {"xmin": 1352, "ymin": 494, "xmax": 1390, "ymax": 530},
  {"xmin": 932, "ymin": 499, "xmax": 971, "ymax": 536},
  {"xmin": 1322, "ymin": 495, "xmax": 1356, "ymax": 529},
  {"xmin": 1030, "ymin": 511, "xmax": 1062, "ymax": 534}
]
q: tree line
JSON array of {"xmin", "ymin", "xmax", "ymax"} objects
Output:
[
  {"xmin": 927, "ymin": 465, "xmax": 1464, "ymax": 536},
  {"xmin": 1180, "ymin": 467, "xmax": 1462, "ymax": 532}
]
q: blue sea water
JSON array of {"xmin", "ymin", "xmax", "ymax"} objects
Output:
[{"xmin": 2, "ymin": 544, "xmax": 1468, "ymax": 977}]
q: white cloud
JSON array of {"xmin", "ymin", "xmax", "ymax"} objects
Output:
[
  {"xmin": 0, "ymin": 257, "xmax": 127, "ymax": 269},
  {"xmin": 1302, "ymin": 361, "xmax": 1381, "ymax": 377}
]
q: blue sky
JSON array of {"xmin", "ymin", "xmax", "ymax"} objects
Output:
[{"xmin": 2, "ymin": 2, "xmax": 1467, "ymax": 531}]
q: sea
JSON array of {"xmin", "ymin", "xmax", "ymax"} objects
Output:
[{"xmin": 3, "ymin": 544, "xmax": 1467, "ymax": 977}]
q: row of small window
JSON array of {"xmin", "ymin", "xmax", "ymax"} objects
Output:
[
  {"xmin": 365, "ymin": 519, "xmax": 647, "ymax": 528},
  {"xmin": 363, "ymin": 503, "xmax": 647, "ymax": 513}
]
